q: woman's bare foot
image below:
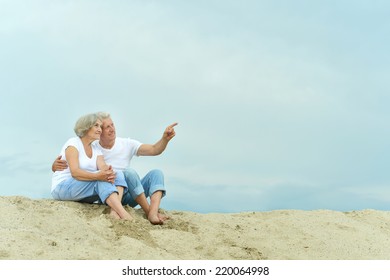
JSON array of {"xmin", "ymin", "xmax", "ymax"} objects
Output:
[
  {"xmin": 109, "ymin": 209, "xmax": 133, "ymax": 221},
  {"xmin": 109, "ymin": 209, "xmax": 121, "ymax": 220},
  {"xmin": 119, "ymin": 210, "xmax": 133, "ymax": 221},
  {"xmin": 105, "ymin": 193, "xmax": 133, "ymax": 221}
]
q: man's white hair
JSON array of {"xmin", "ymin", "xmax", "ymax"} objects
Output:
[{"xmin": 96, "ymin": 111, "xmax": 111, "ymax": 120}]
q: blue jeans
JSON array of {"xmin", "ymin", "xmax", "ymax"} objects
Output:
[
  {"xmin": 52, "ymin": 170, "xmax": 127, "ymax": 204},
  {"xmin": 121, "ymin": 168, "xmax": 166, "ymax": 207}
]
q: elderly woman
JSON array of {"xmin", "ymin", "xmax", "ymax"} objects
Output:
[{"xmin": 51, "ymin": 113, "xmax": 132, "ymax": 220}]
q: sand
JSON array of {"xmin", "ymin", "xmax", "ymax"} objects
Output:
[{"xmin": 1, "ymin": 196, "xmax": 390, "ymax": 260}]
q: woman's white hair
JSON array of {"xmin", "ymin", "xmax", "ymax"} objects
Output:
[{"xmin": 74, "ymin": 113, "xmax": 101, "ymax": 137}]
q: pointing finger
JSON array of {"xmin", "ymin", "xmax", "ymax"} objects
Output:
[{"xmin": 169, "ymin": 122, "xmax": 178, "ymax": 128}]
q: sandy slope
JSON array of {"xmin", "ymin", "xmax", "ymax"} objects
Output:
[{"xmin": 1, "ymin": 196, "xmax": 390, "ymax": 260}]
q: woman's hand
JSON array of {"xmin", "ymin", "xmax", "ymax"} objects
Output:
[{"xmin": 97, "ymin": 165, "xmax": 116, "ymax": 184}]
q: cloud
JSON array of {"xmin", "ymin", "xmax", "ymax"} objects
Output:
[{"xmin": 1, "ymin": 1, "xmax": 390, "ymax": 212}]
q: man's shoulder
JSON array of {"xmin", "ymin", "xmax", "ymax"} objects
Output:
[
  {"xmin": 115, "ymin": 137, "xmax": 128, "ymax": 141},
  {"xmin": 116, "ymin": 137, "xmax": 142, "ymax": 149},
  {"xmin": 116, "ymin": 137, "xmax": 140, "ymax": 143}
]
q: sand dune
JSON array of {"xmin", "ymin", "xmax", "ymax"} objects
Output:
[{"xmin": 1, "ymin": 196, "xmax": 390, "ymax": 260}]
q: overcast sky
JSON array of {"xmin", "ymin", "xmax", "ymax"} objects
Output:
[{"xmin": 1, "ymin": 0, "xmax": 390, "ymax": 213}]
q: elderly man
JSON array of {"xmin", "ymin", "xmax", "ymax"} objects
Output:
[{"xmin": 52, "ymin": 112, "xmax": 177, "ymax": 224}]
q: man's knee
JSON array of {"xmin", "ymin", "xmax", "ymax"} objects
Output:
[
  {"xmin": 149, "ymin": 169, "xmax": 164, "ymax": 180},
  {"xmin": 124, "ymin": 168, "xmax": 140, "ymax": 179},
  {"xmin": 123, "ymin": 168, "xmax": 142, "ymax": 185}
]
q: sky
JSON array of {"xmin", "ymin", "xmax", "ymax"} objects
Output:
[{"xmin": 1, "ymin": 0, "xmax": 390, "ymax": 213}]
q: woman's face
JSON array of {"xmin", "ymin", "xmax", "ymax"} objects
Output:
[{"xmin": 86, "ymin": 119, "xmax": 102, "ymax": 140}]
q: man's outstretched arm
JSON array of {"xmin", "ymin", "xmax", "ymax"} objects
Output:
[{"xmin": 137, "ymin": 122, "xmax": 178, "ymax": 156}]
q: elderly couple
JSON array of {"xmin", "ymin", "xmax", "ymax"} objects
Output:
[{"xmin": 51, "ymin": 112, "xmax": 177, "ymax": 225}]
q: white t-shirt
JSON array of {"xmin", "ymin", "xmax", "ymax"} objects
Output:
[
  {"xmin": 94, "ymin": 137, "xmax": 142, "ymax": 171},
  {"xmin": 51, "ymin": 137, "xmax": 103, "ymax": 192}
]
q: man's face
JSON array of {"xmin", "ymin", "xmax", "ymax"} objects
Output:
[{"xmin": 101, "ymin": 118, "xmax": 116, "ymax": 141}]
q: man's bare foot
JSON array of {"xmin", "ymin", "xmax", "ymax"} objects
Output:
[
  {"xmin": 158, "ymin": 212, "xmax": 170, "ymax": 222},
  {"xmin": 148, "ymin": 212, "xmax": 164, "ymax": 225}
]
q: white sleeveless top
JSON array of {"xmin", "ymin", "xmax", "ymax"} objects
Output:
[{"xmin": 51, "ymin": 137, "xmax": 102, "ymax": 191}]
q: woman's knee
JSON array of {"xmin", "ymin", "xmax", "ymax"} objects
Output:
[
  {"xmin": 114, "ymin": 171, "xmax": 128, "ymax": 188},
  {"xmin": 97, "ymin": 181, "xmax": 118, "ymax": 203},
  {"xmin": 115, "ymin": 170, "xmax": 125, "ymax": 181}
]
